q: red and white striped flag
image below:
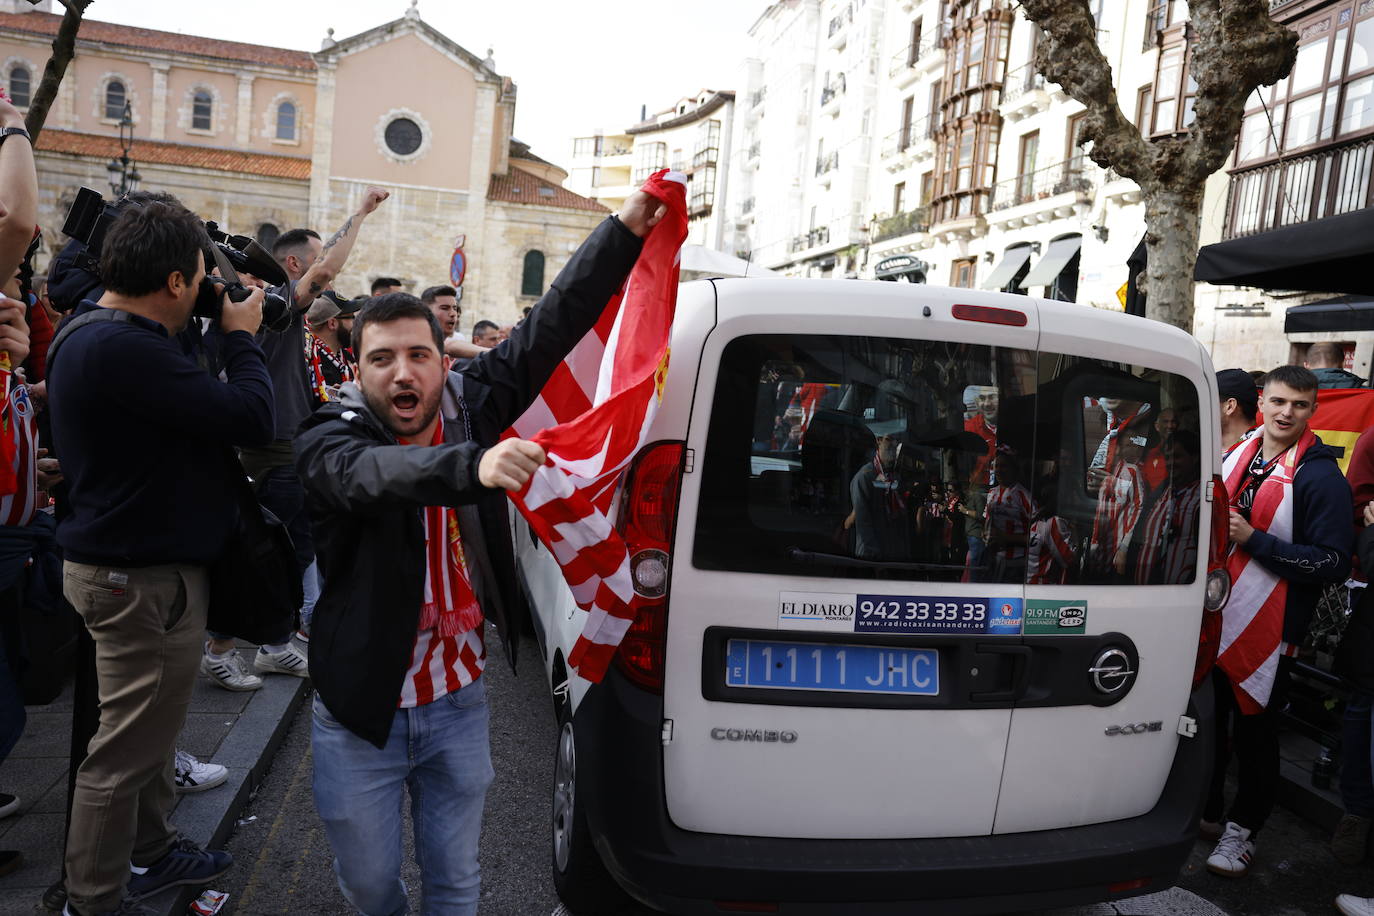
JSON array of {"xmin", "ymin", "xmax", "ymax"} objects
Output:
[{"xmin": 507, "ymin": 169, "xmax": 688, "ymax": 682}]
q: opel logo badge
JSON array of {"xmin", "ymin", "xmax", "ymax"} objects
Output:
[{"xmin": 1089, "ymin": 647, "xmax": 1135, "ymax": 695}]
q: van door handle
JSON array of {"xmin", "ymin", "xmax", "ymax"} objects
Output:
[{"xmin": 970, "ymin": 644, "xmax": 1033, "ymax": 704}]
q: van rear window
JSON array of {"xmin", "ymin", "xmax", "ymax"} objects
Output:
[{"xmin": 692, "ymin": 334, "xmax": 1203, "ymax": 587}]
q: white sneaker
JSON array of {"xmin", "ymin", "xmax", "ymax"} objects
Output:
[
  {"xmin": 173, "ymin": 749, "xmax": 227, "ymax": 794},
  {"xmin": 254, "ymin": 642, "xmax": 309, "ymax": 678},
  {"xmin": 200, "ymin": 649, "xmax": 263, "ymax": 691},
  {"xmin": 1206, "ymin": 821, "xmax": 1255, "ymax": 877},
  {"xmin": 1337, "ymin": 894, "xmax": 1374, "ymax": 916}
]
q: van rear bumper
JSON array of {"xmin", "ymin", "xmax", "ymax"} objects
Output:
[{"xmin": 575, "ymin": 669, "xmax": 1214, "ymax": 915}]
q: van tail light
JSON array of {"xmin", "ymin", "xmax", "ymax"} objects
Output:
[
  {"xmin": 951, "ymin": 303, "xmax": 1028, "ymax": 326},
  {"xmin": 612, "ymin": 441, "xmax": 686, "ymax": 693},
  {"xmin": 1194, "ymin": 474, "xmax": 1231, "ymax": 690}
]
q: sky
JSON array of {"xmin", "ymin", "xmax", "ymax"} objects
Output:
[{"xmin": 76, "ymin": 0, "xmax": 766, "ymax": 169}]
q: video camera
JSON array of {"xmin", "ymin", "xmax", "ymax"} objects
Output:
[{"xmin": 60, "ymin": 187, "xmax": 291, "ymax": 329}]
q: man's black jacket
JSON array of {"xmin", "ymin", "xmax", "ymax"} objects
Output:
[{"xmin": 295, "ymin": 216, "xmax": 642, "ymax": 748}]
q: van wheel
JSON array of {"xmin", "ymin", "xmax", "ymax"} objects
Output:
[{"xmin": 551, "ymin": 710, "xmax": 636, "ymax": 913}]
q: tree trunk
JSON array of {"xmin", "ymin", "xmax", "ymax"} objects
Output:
[
  {"xmin": 1142, "ymin": 184, "xmax": 1204, "ymax": 331},
  {"xmin": 25, "ymin": 0, "xmax": 91, "ymax": 144}
]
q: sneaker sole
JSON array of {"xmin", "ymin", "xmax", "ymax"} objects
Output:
[
  {"xmin": 127, "ymin": 863, "xmax": 232, "ymax": 901},
  {"xmin": 253, "ymin": 660, "xmax": 309, "ymax": 678},
  {"xmin": 1205, "ymin": 861, "xmax": 1249, "ymax": 878},
  {"xmin": 175, "ymin": 773, "xmax": 228, "ymax": 794}
]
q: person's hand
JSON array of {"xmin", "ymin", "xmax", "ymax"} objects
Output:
[
  {"xmin": 1364, "ymin": 501, "xmax": 1374, "ymax": 528},
  {"xmin": 617, "ymin": 189, "xmax": 668, "ymax": 238},
  {"xmin": 0, "ymin": 299, "xmax": 29, "ymax": 366},
  {"xmin": 360, "ymin": 186, "xmax": 390, "ymax": 215},
  {"xmin": 27, "ymin": 379, "xmax": 44, "ymax": 410},
  {"xmin": 1229, "ymin": 509, "xmax": 1254, "ymax": 546},
  {"xmin": 219, "ymin": 285, "xmax": 264, "ymax": 336},
  {"xmin": 478, "ymin": 438, "xmax": 546, "ymax": 491},
  {"xmin": 36, "ymin": 448, "xmax": 61, "ymax": 492},
  {"xmin": 0, "ymin": 88, "xmax": 23, "ymax": 129}
]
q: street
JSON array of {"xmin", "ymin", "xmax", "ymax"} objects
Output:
[{"xmin": 202, "ymin": 628, "xmax": 1369, "ymax": 916}]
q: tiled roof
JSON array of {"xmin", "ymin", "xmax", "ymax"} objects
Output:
[
  {"xmin": 488, "ymin": 166, "xmax": 609, "ymax": 213},
  {"xmin": 0, "ymin": 12, "xmax": 317, "ymax": 71},
  {"xmin": 36, "ymin": 129, "xmax": 312, "ymax": 181}
]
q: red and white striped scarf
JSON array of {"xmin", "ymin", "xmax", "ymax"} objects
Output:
[
  {"xmin": 1133, "ymin": 481, "xmax": 1201, "ymax": 585},
  {"xmin": 1219, "ymin": 427, "xmax": 1316, "ymax": 713},
  {"xmin": 407, "ymin": 417, "xmax": 484, "ymax": 639},
  {"xmin": 507, "ymin": 170, "xmax": 689, "ymax": 683}
]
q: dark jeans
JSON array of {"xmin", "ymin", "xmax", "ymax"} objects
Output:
[
  {"xmin": 1204, "ymin": 658, "xmax": 1295, "ymax": 835},
  {"xmin": 1341, "ymin": 690, "xmax": 1374, "ymax": 818},
  {"xmin": 0, "ymin": 584, "xmax": 24, "ymax": 765},
  {"xmin": 208, "ymin": 464, "xmax": 313, "ymax": 645}
]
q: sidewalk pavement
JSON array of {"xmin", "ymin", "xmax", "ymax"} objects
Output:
[{"xmin": 0, "ymin": 654, "xmax": 309, "ymax": 916}]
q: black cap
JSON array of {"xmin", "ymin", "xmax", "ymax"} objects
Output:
[
  {"xmin": 321, "ymin": 289, "xmax": 365, "ymax": 317},
  {"xmin": 1217, "ymin": 368, "xmax": 1257, "ymax": 404}
]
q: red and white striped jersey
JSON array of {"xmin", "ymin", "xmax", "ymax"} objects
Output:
[
  {"xmin": 398, "ymin": 626, "xmax": 485, "ymax": 708},
  {"xmin": 0, "ymin": 381, "xmax": 39, "ymax": 528},
  {"xmin": 984, "ymin": 482, "xmax": 1034, "ymax": 563},
  {"xmin": 1134, "ymin": 482, "xmax": 1202, "ymax": 585},
  {"xmin": 1027, "ymin": 516, "xmax": 1075, "ymax": 585},
  {"xmin": 1091, "ymin": 463, "xmax": 1145, "ymax": 565}
]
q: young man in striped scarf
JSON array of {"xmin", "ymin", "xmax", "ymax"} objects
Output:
[
  {"xmin": 295, "ymin": 190, "xmax": 664, "ymax": 915},
  {"xmin": 1204, "ymin": 365, "xmax": 1353, "ymax": 878}
]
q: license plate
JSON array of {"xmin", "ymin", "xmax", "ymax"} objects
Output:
[{"xmin": 724, "ymin": 639, "xmax": 938, "ymax": 696}]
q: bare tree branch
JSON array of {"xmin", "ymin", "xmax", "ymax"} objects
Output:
[
  {"xmin": 25, "ymin": 0, "xmax": 92, "ymax": 144},
  {"xmin": 1183, "ymin": 0, "xmax": 1296, "ymax": 179}
]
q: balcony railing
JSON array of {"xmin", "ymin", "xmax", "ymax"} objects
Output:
[
  {"xmin": 888, "ymin": 32, "xmax": 941, "ymax": 78},
  {"xmin": 1000, "ymin": 62, "xmax": 1047, "ymax": 105},
  {"xmin": 790, "ymin": 225, "xmax": 832, "ymax": 253},
  {"xmin": 988, "ymin": 158, "xmax": 1092, "ymax": 212},
  {"xmin": 815, "ymin": 151, "xmax": 839, "ymax": 176},
  {"xmin": 820, "ymin": 76, "xmax": 846, "ymax": 108},
  {"xmin": 828, "ymin": 13, "xmax": 849, "ymax": 38},
  {"xmin": 632, "ymin": 165, "xmax": 666, "ymax": 184},
  {"xmin": 747, "ymin": 141, "xmax": 761, "ymax": 160},
  {"xmin": 881, "ymin": 114, "xmax": 936, "ymax": 158},
  {"xmin": 1223, "ymin": 134, "xmax": 1374, "ymax": 239},
  {"xmin": 689, "ymin": 190, "xmax": 714, "ymax": 217},
  {"xmin": 871, "ymin": 207, "xmax": 930, "ymax": 243},
  {"xmin": 740, "ymin": 196, "xmax": 755, "ymax": 215}
]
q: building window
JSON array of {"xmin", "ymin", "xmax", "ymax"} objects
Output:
[
  {"xmin": 191, "ymin": 90, "xmax": 213, "ymax": 131},
  {"xmin": 1065, "ymin": 112, "xmax": 1087, "ymax": 167},
  {"xmin": 1017, "ymin": 130, "xmax": 1039, "ymax": 202},
  {"xmin": 893, "ymin": 181, "xmax": 907, "ymax": 214},
  {"xmin": 256, "ymin": 223, "xmax": 280, "ymax": 250},
  {"xmin": 384, "ymin": 117, "xmax": 423, "ymax": 156},
  {"xmin": 1134, "ymin": 84, "xmax": 1153, "ymax": 131},
  {"xmin": 276, "ymin": 101, "xmax": 297, "ymax": 141},
  {"xmin": 104, "ymin": 80, "xmax": 126, "ymax": 120},
  {"xmin": 634, "ymin": 141, "xmax": 667, "ymax": 183},
  {"xmin": 521, "ymin": 250, "xmax": 546, "ymax": 297},
  {"xmin": 951, "ymin": 257, "xmax": 976, "ymax": 288},
  {"xmin": 8, "ymin": 66, "xmax": 29, "ymax": 109}
]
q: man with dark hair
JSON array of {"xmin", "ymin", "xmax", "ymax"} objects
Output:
[
  {"xmin": 1304, "ymin": 341, "xmax": 1365, "ymax": 389},
  {"xmin": 420, "ymin": 284, "xmax": 460, "ymax": 338},
  {"xmin": 296, "ymin": 191, "xmax": 665, "ymax": 914},
  {"xmin": 201, "ymin": 187, "xmax": 390, "ymax": 688},
  {"xmin": 471, "ymin": 319, "xmax": 500, "ymax": 349},
  {"xmin": 1205, "ymin": 364, "xmax": 1354, "ymax": 878},
  {"xmin": 47, "ymin": 196, "xmax": 274, "ymax": 916},
  {"xmin": 370, "ymin": 276, "xmax": 404, "ymax": 296},
  {"xmin": 1217, "ymin": 368, "xmax": 1258, "ymax": 453}
]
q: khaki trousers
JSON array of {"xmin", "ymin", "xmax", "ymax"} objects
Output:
[{"xmin": 62, "ymin": 561, "xmax": 208, "ymax": 914}]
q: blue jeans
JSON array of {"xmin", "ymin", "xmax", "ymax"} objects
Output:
[
  {"xmin": 312, "ymin": 678, "xmax": 494, "ymax": 916},
  {"xmin": 300, "ymin": 559, "xmax": 321, "ymax": 637},
  {"xmin": 1342, "ymin": 690, "xmax": 1374, "ymax": 817}
]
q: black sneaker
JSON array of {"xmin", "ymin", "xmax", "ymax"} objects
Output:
[
  {"xmin": 125, "ymin": 836, "xmax": 231, "ymax": 900},
  {"xmin": 63, "ymin": 900, "xmax": 154, "ymax": 916},
  {"xmin": 0, "ymin": 791, "xmax": 18, "ymax": 818}
]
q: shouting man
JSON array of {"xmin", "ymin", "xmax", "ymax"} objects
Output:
[{"xmin": 295, "ymin": 190, "xmax": 665, "ymax": 914}]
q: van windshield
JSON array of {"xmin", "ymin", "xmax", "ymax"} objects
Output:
[{"xmin": 692, "ymin": 334, "xmax": 1203, "ymax": 587}]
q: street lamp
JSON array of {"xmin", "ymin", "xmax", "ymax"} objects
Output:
[{"xmin": 106, "ymin": 102, "xmax": 141, "ymax": 198}]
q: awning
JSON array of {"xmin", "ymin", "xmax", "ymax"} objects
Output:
[
  {"xmin": 980, "ymin": 244, "xmax": 1033, "ymax": 291},
  {"xmin": 1024, "ymin": 234, "xmax": 1084, "ymax": 287},
  {"xmin": 875, "ymin": 255, "xmax": 927, "ymax": 281},
  {"xmin": 1195, "ymin": 206, "xmax": 1374, "ymax": 295},
  {"xmin": 1284, "ymin": 296, "xmax": 1374, "ymax": 333}
]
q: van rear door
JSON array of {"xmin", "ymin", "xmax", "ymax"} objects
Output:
[
  {"xmin": 993, "ymin": 310, "xmax": 1214, "ymax": 833},
  {"xmin": 662, "ymin": 281, "xmax": 1041, "ymax": 839}
]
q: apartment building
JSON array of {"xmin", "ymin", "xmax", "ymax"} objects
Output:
[
  {"xmin": 1192, "ymin": 0, "xmax": 1374, "ymax": 376},
  {"xmin": 567, "ymin": 90, "xmax": 736, "ymax": 250}
]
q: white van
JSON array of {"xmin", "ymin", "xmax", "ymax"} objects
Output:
[{"xmin": 516, "ymin": 279, "xmax": 1229, "ymax": 915}]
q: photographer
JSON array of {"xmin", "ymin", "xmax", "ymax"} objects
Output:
[
  {"xmin": 200, "ymin": 191, "xmax": 390, "ymax": 683},
  {"xmin": 47, "ymin": 197, "xmax": 273, "ymax": 916}
]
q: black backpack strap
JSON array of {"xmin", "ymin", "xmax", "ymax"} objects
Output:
[{"xmin": 46, "ymin": 308, "xmax": 133, "ymax": 373}]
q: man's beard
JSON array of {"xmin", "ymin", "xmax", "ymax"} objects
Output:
[{"xmin": 363, "ymin": 383, "xmax": 442, "ymax": 440}]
